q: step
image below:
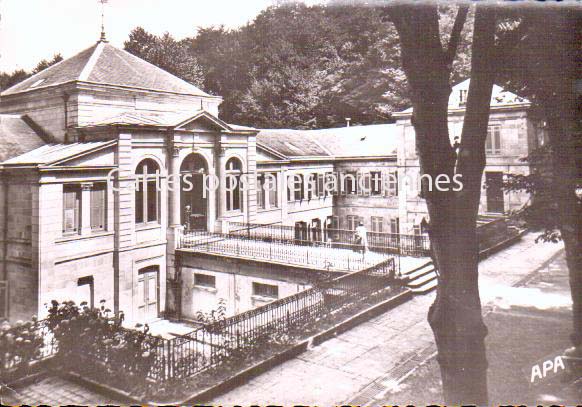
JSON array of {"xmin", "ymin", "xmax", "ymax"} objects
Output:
[
  {"xmin": 411, "ymin": 278, "xmax": 438, "ymax": 294},
  {"xmin": 407, "ymin": 270, "xmax": 437, "ymax": 288},
  {"xmin": 403, "ymin": 261, "xmax": 433, "ymax": 275},
  {"xmin": 404, "ymin": 264, "xmax": 435, "ymax": 280}
]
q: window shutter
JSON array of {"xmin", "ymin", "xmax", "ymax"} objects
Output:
[{"xmin": 91, "ymin": 186, "xmax": 106, "ymax": 230}]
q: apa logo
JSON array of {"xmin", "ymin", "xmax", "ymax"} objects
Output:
[{"xmin": 530, "ymin": 356, "xmax": 565, "ymax": 383}]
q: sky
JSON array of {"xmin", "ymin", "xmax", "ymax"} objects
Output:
[{"xmin": 0, "ymin": 0, "xmax": 285, "ymax": 72}]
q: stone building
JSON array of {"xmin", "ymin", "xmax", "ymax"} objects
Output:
[
  {"xmin": 0, "ymin": 38, "xmax": 540, "ymax": 324},
  {"xmin": 393, "ymin": 79, "xmax": 543, "ymax": 234}
]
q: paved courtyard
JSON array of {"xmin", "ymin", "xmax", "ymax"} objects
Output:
[
  {"xmin": 1, "ymin": 233, "xmax": 564, "ymax": 405},
  {"xmin": 208, "ymin": 232, "xmax": 564, "ymax": 405}
]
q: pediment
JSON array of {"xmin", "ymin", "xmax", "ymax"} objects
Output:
[{"xmin": 174, "ymin": 111, "xmax": 231, "ymax": 132}]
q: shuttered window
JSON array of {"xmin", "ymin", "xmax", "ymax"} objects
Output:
[
  {"xmin": 371, "ymin": 216, "xmax": 383, "ymax": 233},
  {"xmin": 90, "ymin": 183, "xmax": 107, "ymax": 231},
  {"xmin": 486, "ymin": 125, "xmax": 502, "ymax": 154},
  {"xmin": 63, "ymin": 185, "xmax": 81, "ymax": 234}
]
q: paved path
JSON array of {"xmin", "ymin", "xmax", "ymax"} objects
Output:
[
  {"xmin": 209, "ymin": 232, "xmax": 564, "ymax": 405},
  {"xmin": 1, "ymin": 375, "xmax": 125, "ymax": 405}
]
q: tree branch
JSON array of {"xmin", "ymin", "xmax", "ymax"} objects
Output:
[{"xmin": 445, "ymin": 5, "xmax": 470, "ymax": 68}]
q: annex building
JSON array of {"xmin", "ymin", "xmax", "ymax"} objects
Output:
[{"xmin": 0, "ymin": 37, "xmax": 544, "ymax": 324}]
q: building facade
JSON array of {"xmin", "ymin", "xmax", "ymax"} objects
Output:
[{"xmin": 0, "ymin": 39, "xmax": 541, "ymax": 324}]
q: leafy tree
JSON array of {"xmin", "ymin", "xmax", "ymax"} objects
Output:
[
  {"xmin": 127, "ymin": 3, "xmax": 472, "ymax": 128},
  {"xmin": 497, "ymin": 7, "xmax": 582, "ymax": 356},
  {"xmin": 32, "ymin": 54, "xmax": 63, "ymax": 74},
  {"xmin": 387, "ymin": 3, "xmax": 496, "ymax": 403},
  {"xmin": 124, "ymin": 27, "xmax": 205, "ymax": 88},
  {"xmin": 0, "ymin": 54, "xmax": 62, "ymax": 92}
]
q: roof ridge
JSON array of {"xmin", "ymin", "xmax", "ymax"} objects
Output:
[
  {"xmin": 112, "ymin": 45, "xmax": 210, "ymax": 96},
  {"xmin": 78, "ymin": 42, "xmax": 105, "ymax": 81}
]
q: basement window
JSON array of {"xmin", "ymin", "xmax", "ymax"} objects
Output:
[
  {"xmin": 252, "ymin": 282, "xmax": 278, "ymax": 299},
  {"xmin": 194, "ymin": 273, "xmax": 216, "ymax": 289}
]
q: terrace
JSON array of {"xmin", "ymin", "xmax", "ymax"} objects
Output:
[{"xmin": 177, "ymin": 222, "xmax": 431, "ymax": 273}]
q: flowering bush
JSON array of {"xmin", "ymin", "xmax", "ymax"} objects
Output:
[
  {"xmin": 0, "ymin": 317, "xmax": 45, "ymax": 379},
  {"xmin": 46, "ymin": 300, "xmax": 163, "ymax": 393}
]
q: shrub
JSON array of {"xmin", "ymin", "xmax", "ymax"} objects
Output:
[{"xmin": 46, "ymin": 300, "xmax": 162, "ymax": 393}]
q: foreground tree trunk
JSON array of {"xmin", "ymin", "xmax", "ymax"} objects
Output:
[{"xmin": 390, "ymin": 4, "xmax": 496, "ymax": 404}]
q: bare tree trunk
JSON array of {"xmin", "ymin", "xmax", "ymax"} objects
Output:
[{"xmin": 390, "ymin": 4, "xmax": 496, "ymax": 404}]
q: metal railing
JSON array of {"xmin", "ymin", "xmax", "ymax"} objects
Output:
[
  {"xmin": 1, "ymin": 257, "xmax": 397, "ymax": 390},
  {"xmin": 0, "ymin": 319, "xmax": 58, "ymax": 380},
  {"xmin": 178, "ymin": 230, "xmax": 389, "ymax": 271},
  {"xmin": 228, "ymin": 221, "xmax": 431, "ymax": 257},
  {"xmin": 162, "ymin": 256, "xmax": 397, "ymax": 380}
]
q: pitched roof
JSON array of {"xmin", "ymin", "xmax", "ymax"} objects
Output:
[
  {"xmin": 2, "ymin": 141, "xmax": 114, "ymax": 166},
  {"xmin": 1, "ymin": 41, "xmax": 210, "ymax": 97},
  {"xmin": 395, "ymin": 79, "xmax": 530, "ymax": 115},
  {"xmin": 257, "ymin": 124, "xmax": 398, "ymax": 160},
  {"xmin": 0, "ymin": 115, "xmax": 47, "ymax": 162}
]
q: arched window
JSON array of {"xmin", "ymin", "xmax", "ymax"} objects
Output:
[
  {"xmin": 135, "ymin": 159, "xmax": 160, "ymax": 224},
  {"xmin": 225, "ymin": 157, "xmax": 242, "ymax": 211}
]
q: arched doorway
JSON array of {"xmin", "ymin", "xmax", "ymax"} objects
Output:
[{"xmin": 180, "ymin": 153, "xmax": 208, "ymax": 231}]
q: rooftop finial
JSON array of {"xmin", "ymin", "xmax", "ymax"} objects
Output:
[{"xmin": 99, "ymin": 0, "xmax": 109, "ymax": 42}]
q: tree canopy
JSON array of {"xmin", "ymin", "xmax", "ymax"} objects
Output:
[{"xmin": 124, "ymin": 3, "xmax": 473, "ymax": 128}]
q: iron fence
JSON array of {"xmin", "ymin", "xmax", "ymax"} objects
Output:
[
  {"xmin": 0, "ymin": 319, "xmax": 58, "ymax": 380},
  {"xmin": 228, "ymin": 221, "xmax": 431, "ymax": 257},
  {"xmin": 1, "ymin": 257, "xmax": 397, "ymax": 389},
  {"xmin": 163, "ymin": 256, "xmax": 396, "ymax": 380}
]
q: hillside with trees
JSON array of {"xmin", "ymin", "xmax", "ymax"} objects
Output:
[{"xmin": 0, "ymin": 3, "xmax": 472, "ymax": 129}]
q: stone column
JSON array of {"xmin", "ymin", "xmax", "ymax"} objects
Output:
[
  {"xmin": 215, "ymin": 143, "xmax": 228, "ymax": 233},
  {"xmin": 166, "ymin": 131, "xmax": 183, "ymax": 317}
]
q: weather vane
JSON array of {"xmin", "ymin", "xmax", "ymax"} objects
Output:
[{"xmin": 99, "ymin": 0, "xmax": 108, "ymax": 42}]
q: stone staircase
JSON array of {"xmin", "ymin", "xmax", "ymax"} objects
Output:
[{"xmin": 404, "ymin": 261, "xmax": 438, "ymax": 294}]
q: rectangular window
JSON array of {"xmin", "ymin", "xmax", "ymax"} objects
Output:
[
  {"xmin": 307, "ymin": 174, "xmax": 316, "ymax": 200},
  {"xmin": 390, "ymin": 218, "xmax": 400, "ymax": 234},
  {"xmin": 343, "ymin": 173, "xmax": 357, "ymax": 195},
  {"xmin": 371, "ymin": 172, "xmax": 382, "ymax": 195},
  {"xmin": 63, "ymin": 184, "xmax": 81, "ymax": 234},
  {"xmin": 459, "ymin": 89, "xmax": 468, "ymax": 105},
  {"xmin": 347, "ymin": 215, "xmax": 358, "ymax": 231},
  {"xmin": 252, "ymin": 282, "xmax": 279, "ymax": 299},
  {"xmin": 90, "ymin": 183, "xmax": 107, "ymax": 231},
  {"xmin": 317, "ymin": 174, "xmax": 325, "ymax": 197},
  {"xmin": 325, "ymin": 172, "xmax": 335, "ymax": 196},
  {"xmin": 413, "ymin": 224, "xmax": 422, "ymax": 235},
  {"xmin": 331, "ymin": 215, "xmax": 339, "ymax": 229},
  {"xmin": 371, "ymin": 216, "xmax": 383, "ymax": 233},
  {"xmin": 267, "ymin": 173, "xmax": 278, "ymax": 208},
  {"xmin": 387, "ymin": 172, "xmax": 398, "ymax": 196},
  {"xmin": 256, "ymin": 173, "xmax": 266, "ymax": 209},
  {"xmin": 194, "ymin": 273, "xmax": 216, "ymax": 288},
  {"xmin": 486, "ymin": 125, "xmax": 502, "ymax": 154},
  {"xmin": 294, "ymin": 174, "xmax": 304, "ymax": 201}
]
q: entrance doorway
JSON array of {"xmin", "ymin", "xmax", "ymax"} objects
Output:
[
  {"xmin": 485, "ymin": 172, "xmax": 505, "ymax": 213},
  {"xmin": 137, "ymin": 266, "xmax": 159, "ymax": 322},
  {"xmin": 180, "ymin": 154, "xmax": 208, "ymax": 231}
]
